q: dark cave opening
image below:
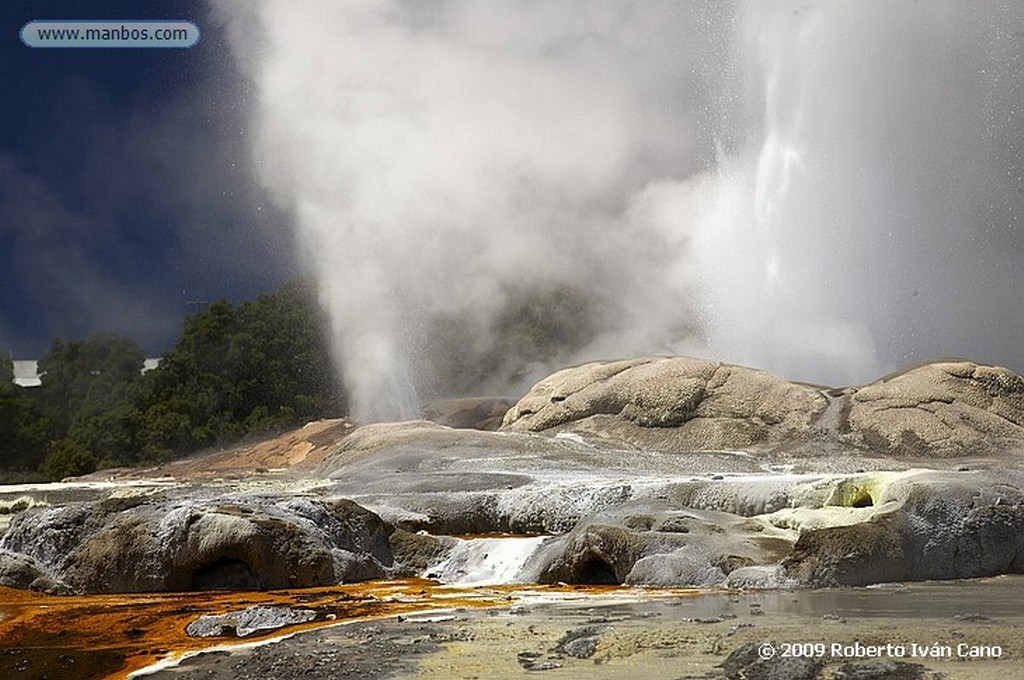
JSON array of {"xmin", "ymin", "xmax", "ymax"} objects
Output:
[
  {"xmin": 850, "ymin": 492, "xmax": 874, "ymax": 508},
  {"xmin": 190, "ymin": 557, "xmax": 258, "ymax": 591},
  {"xmin": 577, "ymin": 557, "xmax": 620, "ymax": 585}
]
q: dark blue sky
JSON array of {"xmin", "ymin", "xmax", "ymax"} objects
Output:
[
  {"xmin": 1, "ymin": 1, "xmax": 295, "ymax": 358},
  {"xmin": 4, "ymin": 0, "xmax": 1024, "ymax": 385}
]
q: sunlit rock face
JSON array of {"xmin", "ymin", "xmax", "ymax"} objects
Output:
[
  {"xmin": 501, "ymin": 357, "xmax": 828, "ymax": 451},
  {"xmin": 841, "ymin": 360, "xmax": 1024, "ymax": 457},
  {"xmin": 502, "ymin": 357, "xmax": 1024, "ymax": 459}
]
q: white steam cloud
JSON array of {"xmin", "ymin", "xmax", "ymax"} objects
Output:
[{"xmin": 216, "ymin": 1, "xmax": 1024, "ymax": 421}]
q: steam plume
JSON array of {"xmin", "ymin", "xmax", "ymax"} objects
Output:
[{"xmin": 217, "ymin": 1, "xmax": 1024, "ymax": 420}]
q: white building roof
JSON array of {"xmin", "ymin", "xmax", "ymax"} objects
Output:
[
  {"xmin": 9, "ymin": 358, "xmax": 161, "ymax": 388},
  {"xmin": 12, "ymin": 360, "xmax": 40, "ymax": 388}
]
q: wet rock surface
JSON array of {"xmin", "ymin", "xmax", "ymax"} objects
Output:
[
  {"xmin": 783, "ymin": 471, "xmax": 1024, "ymax": 586},
  {"xmin": 0, "ymin": 549, "xmax": 67, "ymax": 594},
  {"xmin": 0, "ymin": 493, "xmax": 441, "ymax": 593},
  {"xmin": 528, "ymin": 500, "xmax": 793, "ymax": 587}
]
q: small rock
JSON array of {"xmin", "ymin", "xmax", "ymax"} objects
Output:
[
  {"xmin": 719, "ymin": 640, "xmax": 824, "ymax": 680},
  {"xmin": 953, "ymin": 612, "xmax": 990, "ymax": 622},
  {"xmin": 554, "ymin": 625, "xmax": 605, "ymax": 659},
  {"xmin": 517, "ymin": 651, "xmax": 563, "ymax": 671},
  {"xmin": 833, "ymin": 659, "xmax": 929, "ymax": 680},
  {"xmin": 559, "ymin": 637, "xmax": 597, "ymax": 659},
  {"xmin": 517, "ymin": 651, "xmax": 541, "ymax": 665},
  {"xmin": 726, "ymin": 622, "xmax": 755, "ymax": 636},
  {"xmin": 186, "ymin": 606, "xmax": 316, "ymax": 638}
]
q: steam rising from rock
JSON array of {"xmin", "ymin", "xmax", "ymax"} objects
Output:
[{"xmin": 217, "ymin": 1, "xmax": 1024, "ymax": 420}]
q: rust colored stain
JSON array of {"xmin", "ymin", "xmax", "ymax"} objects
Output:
[
  {"xmin": 0, "ymin": 580, "xmax": 493, "ymax": 680},
  {"xmin": 0, "ymin": 581, "xmax": 681, "ymax": 680}
]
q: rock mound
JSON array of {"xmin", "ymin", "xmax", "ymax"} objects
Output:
[
  {"xmin": 840, "ymin": 360, "xmax": 1024, "ymax": 457},
  {"xmin": 502, "ymin": 356, "xmax": 1024, "ymax": 458},
  {"xmin": 0, "ymin": 495, "xmax": 441, "ymax": 594},
  {"xmin": 502, "ymin": 357, "xmax": 827, "ymax": 451}
]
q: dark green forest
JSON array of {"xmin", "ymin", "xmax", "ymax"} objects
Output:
[{"xmin": 0, "ymin": 281, "xmax": 346, "ymax": 482}]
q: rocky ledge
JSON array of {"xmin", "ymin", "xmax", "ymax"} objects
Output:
[{"xmin": 2, "ymin": 356, "xmax": 1023, "ymax": 595}]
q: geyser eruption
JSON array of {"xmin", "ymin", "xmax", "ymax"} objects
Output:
[{"xmin": 218, "ymin": 1, "xmax": 1024, "ymax": 420}]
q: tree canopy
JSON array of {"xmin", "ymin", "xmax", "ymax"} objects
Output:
[
  {"xmin": 139, "ymin": 280, "xmax": 345, "ymax": 459},
  {"xmin": 0, "ymin": 352, "xmax": 13, "ymax": 389},
  {"xmin": 1, "ymin": 280, "xmax": 346, "ymax": 481}
]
